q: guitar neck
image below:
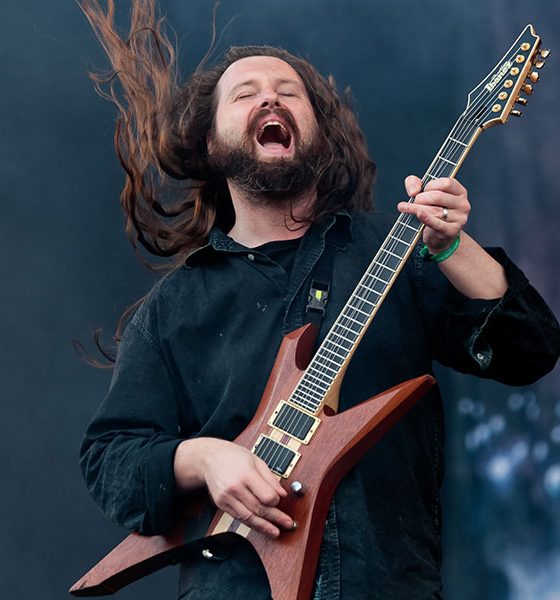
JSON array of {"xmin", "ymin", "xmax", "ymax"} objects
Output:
[
  {"xmin": 287, "ymin": 21, "xmax": 546, "ymax": 416},
  {"xmin": 288, "ymin": 113, "xmax": 482, "ymax": 416}
]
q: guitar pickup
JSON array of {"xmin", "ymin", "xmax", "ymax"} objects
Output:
[
  {"xmin": 268, "ymin": 400, "xmax": 321, "ymax": 444},
  {"xmin": 252, "ymin": 434, "xmax": 301, "ymax": 478}
]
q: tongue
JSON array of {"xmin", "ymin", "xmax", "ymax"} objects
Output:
[{"xmin": 261, "ymin": 141, "xmax": 286, "ymax": 150}]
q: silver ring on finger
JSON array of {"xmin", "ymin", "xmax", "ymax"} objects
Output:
[{"xmin": 441, "ymin": 207, "xmax": 449, "ymax": 221}]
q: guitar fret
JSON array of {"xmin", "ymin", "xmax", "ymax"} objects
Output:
[
  {"xmin": 305, "ymin": 366, "xmax": 332, "ymax": 385},
  {"xmin": 332, "ymin": 330, "xmax": 357, "ymax": 344},
  {"xmin": 321, "ymin": 344, "xmax": 348, "ymax": 361},
  {"xmin": 309, "ymin": 363, "xmax": 337, "ymax": 379},
  {"xmin": 380, "ymin": 247, "xmax": 402, "ymax": 260},
  {"xmin": 291, "ymin": 387, "xmax": 319, "ymax": 407},
  {"xmin": 351, "ymin": 295, "xmax": 376, "ymax": 308},
  {"xmin": 400, "ymin": 221, "xmax": 419, "ymax": 233},
  {"xmin": 326, "ymin": 338, "xmax": 352, "ymax": 353},
  {"xmin": 291, "ymin": 397, "xmax": 316, "ymax": 412},
  {"xmin": 387, "ymin": 235, "xmax": 412, "ymax": 250},
  {"xmin": 360, "ymin": 282, "xmax": 384, "ymax": 295},
  {"xmin": 437, "ymin": 155, "xmax": 458, "ymax": 166},
  {"xmin": 300, "ymin": 377, "xmax": 329, "ymax": 396},
  {"xmin": 304, "ymin": 374, "xmax": 332, "ymax": 393},
  {"xmin": 291, "ymin": 395, "xmax": 319, "ymax": 414},
  {"xmin": 293, "ymin": 382, "xmax": 322, "ymax": 402},
  {"xmin": 347, "ymin": 305, "xmax": 370, "ymax": 317},
  {"xmin": 449, "ymin": 136, "xmax": 468, "ymax": 147},
  {"xmin": 313, "ymin": 355, "xmax": 341, "ymax": 374},
  {"xmin": 339, "ymin": 313, "xmax": 364, "ymax": 328},
  {"xmin": 374, "ymin": 262, "xmax": 397, "ymax": 276},
  {"xmin": 370, "ymin": 273, "xmax": 391, "ymax": 285}
]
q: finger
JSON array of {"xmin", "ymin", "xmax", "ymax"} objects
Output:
[
  {"xmin": 424, "ymin": 177, "xmax": 466, "ymax": 196},
  {"xmin": 398, "ymin": 203, "xmax": 456, "ymax": 233},
  {"xmin": 227, "ymin": 485, "xmax": 294, "ymax": 535},
  {"xmin": 409, "ymin": 190, "xmax": 461, "ymax": 208},
  {"xmin": 230, "ymin": 478, "xmax": 293, "ymax": 530},
  {"xmin": 416, "ymin": 207, "xmax": 458, "ymax": 235},
  {"xmin": 253, "ymin": 456, "xmax": 288, "ymax": 500},
  {"xmin": 404, "ymin": 175, "xmax": 422, "ymax": 197},
  {"xmin": 225, "ymin": 496, "xmax": 281, "ymax": 538}
]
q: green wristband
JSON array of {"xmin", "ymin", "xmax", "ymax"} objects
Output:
[{"xmin": 420, "ymin": 235, "xmax": 461, "ymax": 263}]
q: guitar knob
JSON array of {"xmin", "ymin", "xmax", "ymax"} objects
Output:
[
  {"xmin": 523, "ymin": 83, "xmax": 533, "ymax": 95},
  {"xmin": 516, "ymin": 97, "xmax": 528, "ymax": 106},
  {"xmin": 529, "ymin": 71, "xmax": 539, "ymax": 83},
  {"xmin": 510, "ymin": 109, "xmax": 522, "ymax": 118},
  {"xmin": 291, "ymin": 481, "xmax": 306, "ymax": 496}
]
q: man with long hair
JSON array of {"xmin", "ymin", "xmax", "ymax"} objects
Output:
[{"xmin": 77, "ymin": 1, "xmax": 559, "ymax": 598}]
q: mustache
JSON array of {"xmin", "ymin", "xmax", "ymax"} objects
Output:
[{"xmin": 247, "ymin": 107, "xmax": 299, "ymax": 138}]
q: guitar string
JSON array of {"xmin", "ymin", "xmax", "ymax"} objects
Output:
[
  {"xmin": 267, "ymin": 39, "xmax": 533, "ymax": 441},
  {"xmin": 269, "ymin": 38, "xmax": 534, "ymax": 458},
  {"xmin": 296, "ymin": 36, "xmax": 531, "ymax": 413}
]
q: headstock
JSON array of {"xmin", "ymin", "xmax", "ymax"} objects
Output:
[{"xmin": 465, "ymin": 24, "xmax": 549, "ymax": 130}]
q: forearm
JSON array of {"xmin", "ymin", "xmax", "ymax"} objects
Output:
[{"xmin": 437, "ymin": 231, "xmax": 508, "ymax": 299}]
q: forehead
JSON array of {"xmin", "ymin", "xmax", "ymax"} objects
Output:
[{"xmin": 216, "ymin": 56, "xmax": 305, "ymax": 96}]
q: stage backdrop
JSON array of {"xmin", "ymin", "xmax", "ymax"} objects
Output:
[{"xmin": 1, "ymin": 1, "xmax": 559, "ymax": 599}]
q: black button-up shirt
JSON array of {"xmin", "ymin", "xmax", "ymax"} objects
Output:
[{"xmin": 80, "ymin": 210, "xmax": 560, "ymax": 599}]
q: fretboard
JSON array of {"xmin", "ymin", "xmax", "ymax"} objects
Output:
[{"xmin": 289, "ymin": 112, "xmax": 483, "ymax": 416}]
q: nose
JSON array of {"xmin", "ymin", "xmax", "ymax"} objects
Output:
[{"xmin": 260, "ymin": 88, "xmax": 281, "ymax": 109}]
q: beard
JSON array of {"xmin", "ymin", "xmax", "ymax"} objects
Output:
[{"xmin": 208, "ymin": 108, "xmax": 327, "ymax": 205}]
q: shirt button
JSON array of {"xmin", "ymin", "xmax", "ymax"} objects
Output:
[{"xmin": 247, "ymin": 253, "xmax": 255, "ymax": 261}]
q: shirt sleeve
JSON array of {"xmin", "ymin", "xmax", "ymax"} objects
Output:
[
  {"xmin": 415, "ymin": 246, "xmax": 560, "ymax": 384},
  {"xmin": 80, "ymin": 312, "xmax": 183, "ymax": 535}
]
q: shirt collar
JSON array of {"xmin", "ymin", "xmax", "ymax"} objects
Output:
[{"xmin": 184, "ymin": 210, "xmax": 354, "ymax": 267}]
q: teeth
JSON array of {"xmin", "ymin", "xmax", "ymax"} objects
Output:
[{"xmin": 259, "ymin": 120, "xmax": 288, "ymax": 134}]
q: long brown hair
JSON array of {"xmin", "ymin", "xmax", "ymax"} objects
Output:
[{"xmin": 78, "ymin": 0, "xmax": 376, "ymax": 362}]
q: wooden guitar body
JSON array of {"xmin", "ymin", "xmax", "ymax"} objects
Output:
[{"xmin": 70, "ymin": 323, "xmax": 435, "ymax": 598}]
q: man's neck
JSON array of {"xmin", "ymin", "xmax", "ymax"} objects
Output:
[{"xmin": 226, "ymin": 181, "xmax": 316, "ymax": 248}]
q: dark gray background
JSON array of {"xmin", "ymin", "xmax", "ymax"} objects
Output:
[{"xmin": 2, "ymin": 1, "xmax": 559, "ymax": 598}]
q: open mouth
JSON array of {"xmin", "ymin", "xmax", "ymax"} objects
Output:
[{"xmin": 256, "ymin": 120, "xmax": 293, "ymax": 151}]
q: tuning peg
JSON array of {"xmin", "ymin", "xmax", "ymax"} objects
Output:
[
  {"xmin": 529, "ymin": 71, "xmax": 540, "ymax": 83},
  {"xmin": 540, "ymin": 49, "xmax": 551, "ymax": 59},
  {"xmin": 534, "ymin": 59, "xmax": 546, "ymax": 68},
  {"xmin": 516, "ymin": 97, "xmax": 528, "ymax": 106},
  {"xmin": 523, "ymin": 83, "xmax": 533, "ymax": 95},
  {"xmin": 510, "ymin": 109, "xmax": 522, "ymax": 117}
]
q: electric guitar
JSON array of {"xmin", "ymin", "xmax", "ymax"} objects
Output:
[{"xmin": 70, "ymin": 24, "xmax": 548, "ymax": 599}]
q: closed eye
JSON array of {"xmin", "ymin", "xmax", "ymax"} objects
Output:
[{"xmin": 235, "ymin": 93, "xmax": 254, "ymax": 101}]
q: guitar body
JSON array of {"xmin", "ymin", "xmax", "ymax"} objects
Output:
[{"xmin": 71, "ymin": 323, "xmax": 435, "ymax": 598}]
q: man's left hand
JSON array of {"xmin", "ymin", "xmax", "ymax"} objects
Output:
[{"xmin": 398, "ymin": 175, "xmax": 471, "ymax": 254}]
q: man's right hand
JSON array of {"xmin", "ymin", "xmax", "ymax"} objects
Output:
[{"xmin": 173, "ymin": 437, "xmax": 294, "ymax": 538}]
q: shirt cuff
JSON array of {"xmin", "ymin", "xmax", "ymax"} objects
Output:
[
  {"xmin": 141, "ymin": 436, "xmax": 184, "ymax": 535},
  {"xmin": 445, "ymin": 247, "xmax": 529, "ymax": 370}
]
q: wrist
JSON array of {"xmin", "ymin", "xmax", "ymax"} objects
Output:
[
  {"xmin": 420, "ymin": 234, "xmax": 461, "ymax": 263},
  {"xmin": 174, "ymin": 438, "xmax": 210, "ymax": 493}
]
